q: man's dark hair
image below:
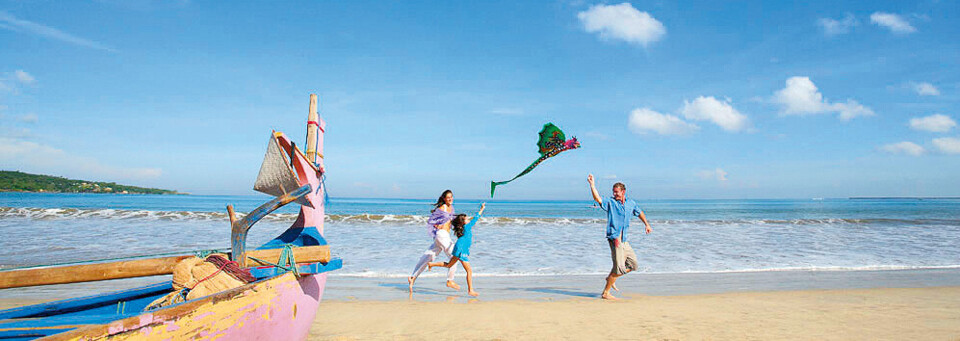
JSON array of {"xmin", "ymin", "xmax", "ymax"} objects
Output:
[{"xmin": 613, "ymin": 182, "xmax": 626, "ymax": 191}]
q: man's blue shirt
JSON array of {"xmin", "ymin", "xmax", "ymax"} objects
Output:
[{"xmin": 600, "ymin": 197, "xmax": 643, "ymax": 241}]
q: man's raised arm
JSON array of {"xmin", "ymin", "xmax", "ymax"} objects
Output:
[{"xmin": 587, "ymin": 174, "xmax": 602, "ymax": 205}]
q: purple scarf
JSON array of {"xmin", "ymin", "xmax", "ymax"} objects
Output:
[{"xmin": 427, "ymin": 207, "xmax": 454, "ymax": 237}]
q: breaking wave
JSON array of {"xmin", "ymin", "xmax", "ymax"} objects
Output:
[{"xmin": 2, "ymin": 206, "xmax": 958, "ymax": 227}]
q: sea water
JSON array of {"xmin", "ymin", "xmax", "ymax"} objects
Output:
[{"xmin": 2, "ymin": 193, "xmax": 959, "ymax": 279}]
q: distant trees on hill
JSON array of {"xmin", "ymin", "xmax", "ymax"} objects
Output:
[{"xmin": 0, "ymin": 171, "xmax": 180, "ymax": 194}]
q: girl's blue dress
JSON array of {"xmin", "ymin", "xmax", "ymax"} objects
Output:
[{"xmin": 452, "ymin": 212, "xmax": 480, "ymax": 262}]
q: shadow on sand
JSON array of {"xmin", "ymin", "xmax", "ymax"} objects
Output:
[{"xmin": 506, "ymin": 287, "xmax": 597, "ymax": 298}]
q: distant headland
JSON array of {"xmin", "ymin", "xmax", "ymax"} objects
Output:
[{"xmin": 0, "ymin": 171, "xmax": 182, "ymax": 195}]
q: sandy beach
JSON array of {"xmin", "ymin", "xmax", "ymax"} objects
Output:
[
  {"xmin": 2, "ymin": 270, "xmax": 959, "ymax": 340},
  {"xmin": 310, "ymin": 286, "xmax": 960, "ymax": 340}
]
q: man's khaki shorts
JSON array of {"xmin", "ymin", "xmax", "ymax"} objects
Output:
[{"xmin": 608, "ymin": 239, "xmax": 638, "ymax": 275}]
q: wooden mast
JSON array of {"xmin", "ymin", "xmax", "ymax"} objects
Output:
[{"xmin": 305, "ymin": 94, "xmax": 321, "ymax": 166}]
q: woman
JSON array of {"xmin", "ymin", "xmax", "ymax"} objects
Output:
[{"xmin": 408, "ymin": 190, "xmax": 460, "ymax": 294}]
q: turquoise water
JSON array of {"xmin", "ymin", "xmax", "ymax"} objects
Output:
[{"xmin": 1, "ymin": 193, "xmax": 959, "ymax": 278}]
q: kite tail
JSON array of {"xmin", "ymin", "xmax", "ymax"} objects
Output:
[
  {"xmin": 490, "ymin": 156, "xmax": 547, "ymax": 197},
  {"xmin": 490, "ymin": 180, "xmax": 511, "ymax": 197}
]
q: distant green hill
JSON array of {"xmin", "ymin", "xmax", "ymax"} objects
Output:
[{"xmin": 0, "ymin": 171, "xmax": 181, "ymax": 194}]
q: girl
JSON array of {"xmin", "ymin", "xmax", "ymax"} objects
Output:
[{"xmin": 429, "ymin": 203, "xmax": 485, "ymax": 296}]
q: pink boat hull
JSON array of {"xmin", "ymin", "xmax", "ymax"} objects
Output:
[{"xmin": 48, "ymin": 273, "xmax": 327, "ymax": 341}]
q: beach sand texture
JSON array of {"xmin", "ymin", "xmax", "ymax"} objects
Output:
[{"xmin": 309, "ymin": 287, "xmax": 960, "ymax": 340}]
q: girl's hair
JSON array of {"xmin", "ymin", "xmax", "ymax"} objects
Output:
[
  {"xmin": 450, "ymin": 214, "xmax": 467, "ymax": 238},
  {"xmin": 431, "ymin": 189, "xmax": 453, "ymax": 213}
]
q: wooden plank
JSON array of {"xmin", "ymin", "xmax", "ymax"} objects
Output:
[
  {"xmin": 0, "ymin": 246, "xmax": 330, "ymax": 289},
  {"xmin": 245, "ymin": 245, "xmax": 330, "ymax": 267},
  {"xmin": 0, "ymin": 256, "xmax": 191, "ymax": 290}
]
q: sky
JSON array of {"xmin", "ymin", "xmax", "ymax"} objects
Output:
[{"xmin": 1, "ymin": 0, "xmax": 958, "ymax": 200}]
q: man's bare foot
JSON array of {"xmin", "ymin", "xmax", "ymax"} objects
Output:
[
  {"xmin": 446, "ymin": 280, "xmax": 461, "ymax": 291},
  {"xmin": 468, "ymin": 290, "xmax": 479, "ymax": 297},
  {"xmin": 408, "ymin": 276, "xmax": 415, "ymax": 293},
  {"xmin": 601, "ymin": 292, "xmax": 619, "ymax": 300},
  {"xmin": 611, "ymin": 283, "xmax": 620, "ymax": 292}
]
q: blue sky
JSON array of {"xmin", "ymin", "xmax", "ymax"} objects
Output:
[{"xmin": 1, "ymin": 0, "xmax": 958, "ymax": 199}]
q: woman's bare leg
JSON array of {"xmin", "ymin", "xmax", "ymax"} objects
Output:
[{"xmin": 461, "ymin": 261, "xmax": 478, "ymax": 296}]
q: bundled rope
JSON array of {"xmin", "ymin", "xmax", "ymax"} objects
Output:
[
  {"xmin": 145, "ymin": 254, "xmax": 255, "ymax": 310},
  {"xmin": 203, "ymin": 255, "xmax": 256, "ymax": 283}
]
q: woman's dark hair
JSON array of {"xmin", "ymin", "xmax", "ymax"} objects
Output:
[
  {"xmin": 450, "ymin": 214, "xmax": 468, "ymax": 238},
  {"xmin": 431, "ymin": 189, "xmax": 453, "ymax": 213}
]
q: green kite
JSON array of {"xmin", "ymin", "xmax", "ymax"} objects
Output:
[{"xmin": 490, "ymin": 123, "xmax": 581, "ymax": 197}]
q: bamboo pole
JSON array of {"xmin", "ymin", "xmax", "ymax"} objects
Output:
[
  {"xmin": 305, "ymin": 94, "xmax": 319, "ymax": 165},
  {"xmin": 0, "ymin": 245, "xmax": 330, "ymax": 289}
]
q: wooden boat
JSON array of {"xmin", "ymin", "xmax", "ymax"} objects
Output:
[{"xmin": 0, "ymin": 95, "xmax": 340, "ymax": 340}]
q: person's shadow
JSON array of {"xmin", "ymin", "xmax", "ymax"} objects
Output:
[
  {"xmin": 380, "ymin": 282, "xmax": 456, "ymax": 297},
  {"xmin": 507, "ymin": 287, "xmax": 597, "ymax": 298}
]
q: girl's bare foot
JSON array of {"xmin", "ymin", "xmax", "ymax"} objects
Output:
[
  {"xmin": 468, "ymin": 290, "xmax": 479, "ymax": 297},
  {"xmin": 601, "ymin": 292, "xmax": 619, "ymax": 300},
  {"xmin": 408, "ymin": 277, "xmax": 415, "ymax": 293},
  {"xmin": 446, "ymin": 280, "xmax": 461, "ymax": 291}
]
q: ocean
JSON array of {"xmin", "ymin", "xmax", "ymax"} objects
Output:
[{"xmin": 2, "ymin": 192, "xmax": 959, "ymax": 281}]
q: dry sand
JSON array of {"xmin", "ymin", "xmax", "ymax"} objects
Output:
[{"xmin": 309, "ymin": 286, "xmax": 960, "ymax": 340}]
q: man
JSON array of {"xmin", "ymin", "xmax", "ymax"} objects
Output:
[{"xmin": 587, "ymin": 174, "xmax": 652, "ymax": 300}]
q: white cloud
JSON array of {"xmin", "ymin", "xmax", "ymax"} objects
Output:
[
  {"xmin": 909, "ymin": 114, "xmax": 955, "ymax": 133},
  {"xmin": 870, "ymin": 12, "xmax": 916, "ymax": 34},
  {"xmin": 697, "ymin": 168, "xmax": 728, "ymax": 182},
  {"xmin": 628, "ymin": 108, "xmax": 698, "ymax": 136},
  {"xmin": 577, "ymin": 3, "xmax": 666, "ymax": 47},
  {"xmin": 13, "ymin": 70, "xmax": 35, "ymax": 85},
  {"xmin": 0, "ymin": 11, "xmax": 116, "ymax": 52},
  {"xmin": 831, "ymin": 99, "xmax": 875, "ymax": 120},
  {"xmin": 0, "ymin": 137, "xmax": 162, "ymax": 181},
  {"xmin": 932, "ymin": 137, "xmax": 960, "ymax": 154},
  {"xmin": 774, "ymin": 77, "xmax": 828, "ymax": 115},
  {"xmin": 17, "ymin": 113, "xmax": 38, "ymax": 123},
  {"xmin": 911, "ymin": 82, "xmax": 940, "ymax": 96},
  {"xmin": 772, "ymin": 76, "xmax": 874, "ymax": 121},
  {"xmin": 818, "ymin": 14, "xmax": 858, "ymax": 36},
  {"xmin": 680, "ymin": 96, "xmax": 749, "ymax": 132},
  {"xmin": 880, "ymin": 141, "xmax": 925, "ymax": 156}
]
